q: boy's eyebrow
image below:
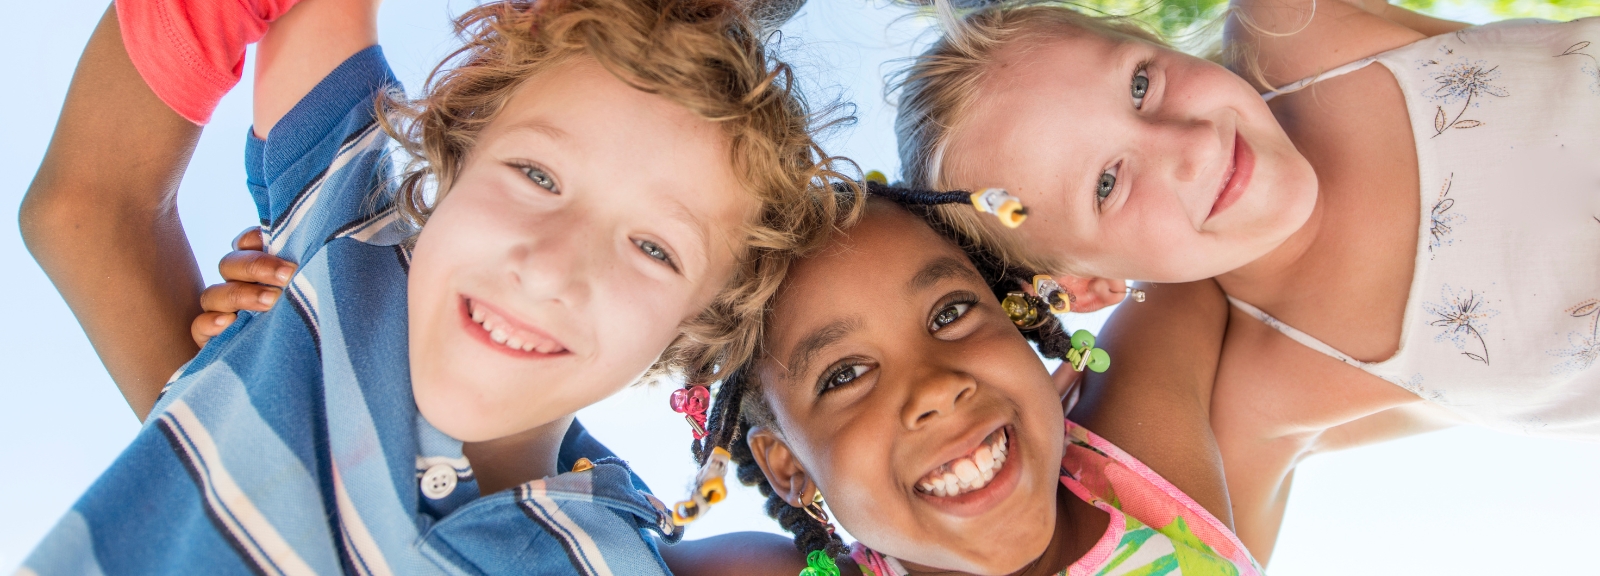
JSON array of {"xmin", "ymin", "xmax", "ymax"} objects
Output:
[
  {"xmin": 786, "ymin": 317, "xmax": 861, "ymax": 382},
  {"xmin": 503, "ymin": 118, "xmax": 570, "ymax": 141},
  {"xmin": 908, "ymin": 256, "xmax": 981, "ymax": 292}
]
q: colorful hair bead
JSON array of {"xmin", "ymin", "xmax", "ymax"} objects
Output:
[
  {"xmin": 799, "ymin": 550, "xmax": 841, "ymax": 576},
  {"xmin": 670, "ymin": 385, "xmax": 711, "ymax": 440},
  {"xmin": 1065, "ymin": 329, "xmax": 1111, "ymax": 373},
  {"xmin": 1031, "ymin": 275, "xmax": 1072, "ymax": 314},
  {"xmin": 671, "ymin": 446, "xmax": 731, "ymax": 525},
  {"xmin": 1001, "ymin": 292, "xmax": 1044, "ymax": 329},
  {"xmin": 969, "ymin": 188, "xmax": 1027, "ymax": 228}
]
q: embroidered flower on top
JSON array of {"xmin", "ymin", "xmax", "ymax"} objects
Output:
[
  {"xmin": 1422, "ymin": 284, "xmax": 1499, "ymax": 365},
  {"xmin": 1554, "ymin": 40, "xmax": 1599, "ymax": 95},
  {"xmin": 1419, "ymin": 50, "xmax": 1509, "ymax": 137},
  {"xmin": 1427, "ymin": 173, "xmax": 1463, "ymax": 255},
  {"xmin": 1549, "ymin": 299, "xmax": 1600, "ymax": 376}
]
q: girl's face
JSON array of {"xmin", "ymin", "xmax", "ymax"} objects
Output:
[
  {"xmin": 941, "ymin": 29, "xmax": 1318, "ymax": 282},
  {"xmin": 409, "ymin": 58, "xmax": 755, "ymax": 442},
  {"xmin": 753, "ymin": 205, "xmax": 1067, "ymax": 574}
]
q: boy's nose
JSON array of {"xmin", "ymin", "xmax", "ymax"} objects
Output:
[
  {"xmin": 900, "ymin": 369, "xmax": 978, "ymax": 430},
  {"xmin": 510, "ymin": 225, "xmax": 600, "ymax": 307}
]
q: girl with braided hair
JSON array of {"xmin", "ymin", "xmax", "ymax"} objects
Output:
[{"xmin": 674, "ymin": 192, "xmax": 1261, "ymax": 575}]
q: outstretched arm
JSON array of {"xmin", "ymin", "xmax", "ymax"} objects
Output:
[
  {"xmin": 251, "ymin": 0, "xmax": 379, "ymax": 137},
  {"xmin": 19, "ymin": 5, "xmax": 205, "ymax": 420}
]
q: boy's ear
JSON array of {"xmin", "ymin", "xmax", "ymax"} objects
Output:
[
  {"xmin": 746, "ymin": 426, "xmax": 814, "ymax": 507},
  {"xmin": 1053, "ymin": 274, "xmax": 1128, "ymax": 313}
]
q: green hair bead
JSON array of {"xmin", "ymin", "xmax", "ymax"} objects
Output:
[{"xmin": 799, "ymin": 550, "xmax": 840, "ymax": 576}]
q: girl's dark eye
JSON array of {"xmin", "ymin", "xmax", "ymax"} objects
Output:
[
  {"xmin": 1131, "ymin": 68, "xmax": 1149, "ymax": 109},
  {"xmin": 1097, "ymin": 163, "xmax": 1119, "ymax": 204},
  {"xmin": 634, "ymin": 239, "xmax": 678, "ymax": 269},
  {"xmin": 821, "ymin": 363, "xmax": 869, "ymax": 392},
  {"xmin": 930, "ymin": 302, "xmax": 972, "ymax": 332},
  {"xmin": 522, "ymin": 165, "xmax": 558, "ymax": 193}
]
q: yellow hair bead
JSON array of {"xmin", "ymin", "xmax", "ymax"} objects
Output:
[
  {"xmin": 969, "ymin": 188, "xmax": 1027, "ymax": 228},
  {"xmin": 670, "ymin": 446, "xmax": 732, "ymax": 526},
  {"xmin": 864, "ymin": 170, "xmax": 888, "ymax": 185}
]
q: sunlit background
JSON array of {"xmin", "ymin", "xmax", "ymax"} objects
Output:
[{"xmin": 3, "ymin": 0, "xmax": 1597, "ymax": 573}]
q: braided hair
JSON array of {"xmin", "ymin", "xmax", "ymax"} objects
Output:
[{"xmin": 683, "ymin": 184, "xmax": 1075, "ymax": 564}]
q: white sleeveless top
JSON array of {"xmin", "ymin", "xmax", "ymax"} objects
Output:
[{"xmin": 1235, "ymin": 18, "xmax": 1600, "ymax": 439}]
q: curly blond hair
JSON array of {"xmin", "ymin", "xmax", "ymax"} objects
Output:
[
  {"xmin": 888, "ymin": 1, "xmax": 1170, "ymax": 276},
  {"xmin": 377, "ymin": 0, "xmax": 861, "ymax": 383}
]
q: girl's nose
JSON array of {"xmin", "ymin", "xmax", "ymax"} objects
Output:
[
  {"xmin": 900, "ymin": 369, "xmax": 978, "ymax": 430},
  {"xmin": 1151, "ymin": 117, "xmax": 1223, "ymax": 184}
]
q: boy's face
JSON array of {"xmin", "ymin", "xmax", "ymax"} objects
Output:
[
  {"xmin": 408, "ymin": 58, "xmax": 754, "ymax": 442},
  {"xmin": 754, "ymin": 205, "xmax": 1067, "ymax": 574},
  {"xmin": 942, "ymin": 30, "xmax": 1317, "ymax": 282}
]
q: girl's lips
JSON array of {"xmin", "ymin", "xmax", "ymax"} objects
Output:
[
  {"xmin": 914, "ymin": 426, "xmax": 1024, "ymax": 518},
  {"xmin": 458, "ymin": 296, "xmax": 571, "ymax": 359},
  {"xmin": 1207, "ymin": 131, "xmax": 1254, "ymax": 221}
]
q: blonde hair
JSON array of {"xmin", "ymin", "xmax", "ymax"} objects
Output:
[
  {"xmin": 889, "ymin": 0, "xmax": 1192, "ymax": 275},
  {"xmin": 379, "ymin": 0, "xmax": 862, "ymax": 381}
]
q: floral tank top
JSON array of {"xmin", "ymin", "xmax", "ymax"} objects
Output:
[
  {"xmin": 1240, "ymin": 18, "xmax": 1600, "ymax": 439},
  {"xmin": 850, "ymin": 420, "xmax": 1263, "ymax": 576}
]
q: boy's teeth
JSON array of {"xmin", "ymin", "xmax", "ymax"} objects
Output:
[
  {"xmin": 918, "ymin": 429, "xmax": 1011, "ymax": 498},
  {"xmin": 490, "ymin": 328, "xmax": 509, "ymax": 344}
]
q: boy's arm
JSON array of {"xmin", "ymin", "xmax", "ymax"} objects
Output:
[
  {"xmin": 1066, "ymin": 280, "xmax": 1234, "ymax": 527},
  {"xmin": 251, "ymin": 0, "xmax": 380, "ymax": 137},
  {"xmin": 19, "ymin": 4, "xmax": 205, "ymax": 420}
]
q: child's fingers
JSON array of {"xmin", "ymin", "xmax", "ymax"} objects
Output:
[
  {"xmin": 218, "ymin": 249, "xmax": 295, "ymax": 287},
  {"xmin": 232, "ymin": 226, "xmax": 265, "ymax": 251},
  {"xmin": 200, "ymin": 281, "xmax": 282, "ymax": 314},
  {"xmin": 192, "ymin": 312, "xmax": 237, "ymax": 347}
]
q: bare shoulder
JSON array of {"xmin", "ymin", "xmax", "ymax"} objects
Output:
[
  {"xmin": 1069, "ymin": 280, "xmax": 1233, "ymax": 525},
  {"xmin": 1227, "ymin": 0, "xmax": 1424, "ymax": 89}
]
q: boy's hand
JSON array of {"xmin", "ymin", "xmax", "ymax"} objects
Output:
[{"xmin": 192, "ymin": 227, "xmax": 297, "ymax": 346}]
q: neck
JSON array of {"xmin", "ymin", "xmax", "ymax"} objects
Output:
[
  {"xmin": 462, "ymin": 415, "xmax": 574, "ymax": 495},
  {"xmin": 1213, "ymin": 191, "xmax": 1325, "ymax": 306}
]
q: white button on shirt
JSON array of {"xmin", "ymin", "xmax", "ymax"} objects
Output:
[{"xmin": 420, "ymin": 464, "xmax": 459, "ymax": 500}]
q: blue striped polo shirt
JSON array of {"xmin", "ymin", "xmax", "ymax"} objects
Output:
[{"xmin": 23, "ymin": 46, "xmax": 676, "ymax": 576}]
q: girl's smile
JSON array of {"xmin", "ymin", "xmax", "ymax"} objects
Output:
[
  {"xmin": 1208, "ymin": 131, "xmax": 1255, "ymax": 221},
  {"xmin": 914, "ymin": 425, "xmax": 1023, "ymax": 517}
]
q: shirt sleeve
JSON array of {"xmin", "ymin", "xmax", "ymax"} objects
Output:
[
  {"xmin": 243, "ymin": 46, "xmax": 399, "ymax": 266},
  {"xmin": 115, "ymin": 0, "xmax": 302, "ymax": 124}
]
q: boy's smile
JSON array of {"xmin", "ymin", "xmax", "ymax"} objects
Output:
[{"xmin": 408, "ymin": 57, "xmax": 754, "ymax": 445}]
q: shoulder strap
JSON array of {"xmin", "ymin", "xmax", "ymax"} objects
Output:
[
  {"xmin": 1261, "ymin": 56, "xmax": 1380, "ymax": 102},
  {"xmin": 1225, "ymin": 296, "xmax": 1370, "ymax": 368}
]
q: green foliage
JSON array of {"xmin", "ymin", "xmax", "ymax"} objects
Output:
[{"xmin": 1063, "ymin": 0, "xmax": 1592, "ymax": 41}]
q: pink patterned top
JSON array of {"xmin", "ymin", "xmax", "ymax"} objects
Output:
[{"xmin": 851, "ymin": 419, "xmax": 1263, "ymax": 576}]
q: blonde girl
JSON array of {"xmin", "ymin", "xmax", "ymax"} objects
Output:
[{"xmin": 891, "ymin": 0, "xmax": 1599, "ymax": 560}]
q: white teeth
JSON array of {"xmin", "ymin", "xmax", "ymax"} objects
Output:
[
  {"xmin": 471, "ymin": 305, "xmax": 486, "ymax": 323},
  {"xmin": 953, "ymin": 460, "xmax": 980, "ymax": 484},
  {"xmin": 919, "ymin": 429, "xmax": 1012, "ymax": 498},
  {"xmin": 490, "ymin": 328, "xmax": 508, "ymax": 344},
  {"xmin": 506, "ymin": 337, "xmax": 524, "ymax": 350},
  {"xmin": 521, "ymin": 342, "xmax": 535, "ymax": 352}
]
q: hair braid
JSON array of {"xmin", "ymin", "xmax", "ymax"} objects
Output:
[{"xmin": 695, "ymin": 365, "xmax": 849, "ymax": 561}]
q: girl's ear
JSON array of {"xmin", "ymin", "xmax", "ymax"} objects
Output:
[
  {"xmin": 746, "ymin": 425, "xmax": 813, "ymax": 506},
  {"xmin": 1053, "ymin": 274, "xmax": 1129, "ymax": 313}
]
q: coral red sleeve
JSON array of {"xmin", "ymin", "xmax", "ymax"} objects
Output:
[{"xmin": 115, "ymin": 0, "xmax": 301, "ymax": 124}]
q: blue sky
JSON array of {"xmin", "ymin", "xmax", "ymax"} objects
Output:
[{"xmin": 4, "ymin": 0, "xmax": 1598, "ymax": 572}]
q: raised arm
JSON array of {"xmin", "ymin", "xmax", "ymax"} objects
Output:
[
  {"xmin": 251, "ymin": 0, "xmax": 380, "ymax": 137},
  {"xmin": 1066, "ymin": 280, "xmax": 1233, "ymax": 526},
  {"xmin": 19, "ymin": 5, "xmax": 206, "ymax": 420}
]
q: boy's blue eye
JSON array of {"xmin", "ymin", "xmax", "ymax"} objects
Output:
[
  {"xmin": 821, "ymin": 363, "xmax": 869, "ymax": 392},
  {"xmin": 522, "ymin": 165, "xmax": 558, "ymax": 193},
  {"xmin": 635, "ymin": 239, "xmax": 672, "ymax": 263},
  {"xmin": 1131, "ymin": 68, "xmax": 1149, "ymax": 109},
  {"xmin": 930, "ymin": 302, "xmax": 972, "ymax": 332}
]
